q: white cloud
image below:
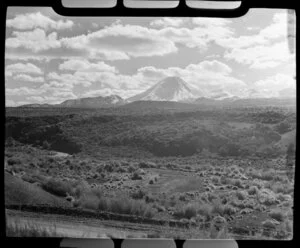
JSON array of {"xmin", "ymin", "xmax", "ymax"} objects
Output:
[
  {"xmin": 225, "ymin": 41, "xmax": 292, "ymax": 69},
  {"xmin": 6, "ymin": 62, "xmax": 42, "ymax": 75},
  {"xmin": 192, "ymin": 17, "xmax": 231, "ymax": 28},
  {"xmin": 6, "ymin": 29, "xmax": 61, "ymax": 52},
  {"xmin": 253, "ymin": 74, "xmax": 295, "ymax": 92},
  {"xmin": 217, "ymin": 12, "xmax": 287, "ymax": 50},
  {"xmin": 59, "ymin": 59, "xmax": 117, "ymax": 73},
  {"xmin": 6, "ymin": 86, "xmax": 42, "ymax": 96},
  {"xmin": 150, "ymin": 18, "xmax": 185, "ymax": 28},
  {"xmin": 82, "ymin": 88, "xmax": 141, "ymax": 99},
  {"xmin": 5, "ymin": 19, "xmax": 233, "ymax": 61},
  {"xmin": 13, "ymin": 74, "xmax": 44, "ymax": 83},
  {"xmin": 47, "ymin": 72, "xmax": 92, "ymax": 87},
  {"xmin": 6, "ymin": 12, "xmax": 74, "ymax": 30}
]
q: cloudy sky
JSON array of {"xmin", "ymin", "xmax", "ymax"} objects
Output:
[{"xmin": 5, "ymin": 7, "xmax": 296, "ymax": 106}]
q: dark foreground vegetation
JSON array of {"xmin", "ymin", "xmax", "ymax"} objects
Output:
[{"xmin": 5, "ymin": 105, "xmax": 295, "ymax": 239}]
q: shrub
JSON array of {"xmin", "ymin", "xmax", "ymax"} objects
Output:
[
  {"xmin": 269, "ymin": 209, "xmax": 286, "ymax": 222},
  {"xmin": 212, "ymin": 176, "xmax": 220, "ymax": 184},
  {"xmin": 131, "ymin": 171, "xmax": 143, "ymax": 180},
  {"xmin": 261, "ymin": 169, "xmax": 275, "ymax": 181},
  {"xmin": 236, "ymin": 190, "xmax": 248, "ymax": 200},
  {"xmin": 41, "ymin": 178, "xmax": 72, "ymax": 197},
  {"xmin": 211, "ymin": 200, "xmax": 224, "ymax": 216},
  {"xmin": 130, "ymin": 189, "xmax": 146, "ymax": 200},
  {"xmin": 179, "ymin": 194, "xmax": 186, "ymax": 201},
  {"xmin": 258, "ymin": 189, "xmax": 277, "ymax": 206},
  {"xmin": 232, "ymin": 179, "xmax": 244, "ymax": 188},
  {"xmin": 197, "ymin": 204, "xmax": 212, "ymax": 220},
  {"xmin": 79, "ymin": 193, "xmax": 100, "ymax": 210},
  {"xmin": 108, "ymin": 196, "xmax": 155, "ymax": 218},
  {"xmin": 272, "ymin": 183, "xmax": 293, "ymax": 194},
  {"xmin": 127, "ymin": 165, "xmax": 137, "ymax": 173},
  {"xmin": 145, "ymin": 195, "xmax": 155, "ymax": 203},
  {"xmin": 174, "ymin": 204, "xmax": 197, "ymax": 219},
  {"xmin": 223, "ymin": 204, "xmax": 237, "ymax": 215},
  {"xmin": 7, "ymin": 158, "xmax": 21, "ymax": 166},
  {"xmin": 248, "ymin": 186, "xmax": 259, "ymax": 195},
  {"xmin": 262, "ymin": 219, "xmax": 278, "ymax": 229}
]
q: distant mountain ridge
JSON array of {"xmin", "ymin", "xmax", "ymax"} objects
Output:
[
  {"xmin": 60, "ymin": 95, "xmax": 126, "ymax": 108},
  {"xmin": 18, "ymin": 95, "xmax": 126, "ymax": 108},
  {"xmin": 15, "ymin": 76, "xmax": 296, "ymax": 108}
]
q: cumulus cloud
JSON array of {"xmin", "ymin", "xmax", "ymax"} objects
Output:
[
  {"xmin": 217, "ymin": 12, "xmax": 287, "ymax": 50},
  {"xmin": 225, "ymin": 41, "xmax": 292, "ymax": 69},
  {"xmin": 6, "ymin": 12, "xmax": 74, "ymax": 30},
  {"xmin": 13, "ymin": 74, "xmax": 44, "ymax": 83},
  {"xmin": 150, "ymin": 18, "xmax": 185, "ymax": 28},
  {"xmin": 252, "ymin": 74, "xmax": 295, "ymax": 97},
  {"xmin": 5, "ymin": 18, "xmax": 233, "ymax": 61},
  {"xmin": 6, "ymin": 29, "xmax": 61, "ymax": 52},
  {"xmin": 6, "ymin": 62, "xmax": 42, "ymax": 75},
  {"xmin": 220, "ymin": 11, "xmax": 293, "ymax": 69},
  {"xmin": 47, "ymin": 72, "xmax": 92, "ymax": 87},
  {"xmin": 59, "ymin": 59, "xmax": 117, "ymax": 73},
  {"xmin": 6, "ymin": 86, "xmax": 42, "ymax": 96}
]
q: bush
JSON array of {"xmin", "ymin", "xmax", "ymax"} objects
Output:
[
  {"xmin": 107, "ymin": 196, "xmax": 155, "ymax": 218},
  {"xmin": 212, "ymin": 176, "xmax": 220, "ymax": 184},
  {"xmin": 131, "ymin": 171, "xmax": 143, "ymax": 180},
  {"xmin": 79, "ymin": 193, "xmax": 100, "ymax": 210},
  {"xmin": 128, "ymin": 165, "xmax": 137, "ymax": 173},
  {"xmin": 211, "ymin": 200, "xmax": 224, "ymax": 216},
  {"xmin": 223, "ymin": 204, "xmax": 237, "ymax": 215},
  {"xmin": 236, "ymin": 190, "xmax": 248, "ymax": 200},
  {"xmin": 41, "ymin": 178, "xmax": 72, "ymax": 197},
  {"xmin": 197, "ymin": 204, "xmax": 212, "ymax": 220},
  {"xmin": 130, "ymin": 189, "xmax": 146, "ymax": 200},
  {"xmin": 174, "ymin": 204, "xmax": 197, "ymax": 219},
  {"xmin": 269, "ymin": 209, "xmax": 286, "ymax": 222},
  {"xmin": 7, "ymin": 158, "xmax": 21, "ymax": 166},
  {"xmin": 248, "ymin": 186, "xmax": 259, "ymax": 195},
  {"xmin": 232, "ymin": 179, "xmax": 244, "ymax": 188}
]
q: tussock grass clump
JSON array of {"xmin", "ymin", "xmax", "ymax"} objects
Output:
[
  {"xmin": 6, "ymin": 218, "xmax": 60, "ymax": 237},
  {"xmin": 174, "ymin": 204, "xmax": 197, "ymax": 219},
  {"xmin": 99, "ymin": 195, "xmax": 155, "ymax": 218},
  {"xmin": 79, "ymin": 193, "xmax": 100, "ymax": 210}
]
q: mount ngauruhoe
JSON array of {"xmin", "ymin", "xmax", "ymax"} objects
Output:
[{"xmin": 127, "ymin": 77, "xmax": 198, "ymax": 102}]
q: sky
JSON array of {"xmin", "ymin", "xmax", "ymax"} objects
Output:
[{"xmin": 5, "ymin": 6, "xmax": 296, "ymax": 106}]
